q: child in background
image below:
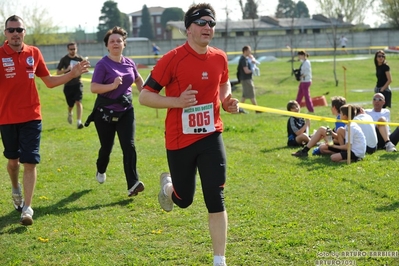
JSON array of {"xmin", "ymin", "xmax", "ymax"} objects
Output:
[
  {"xmin": 286, "ymin": 100, "xmax": 310, "ymax": 147},
  {"xmin": 248, "ymin": 54, "xmax": 260, "ymax": 76}
]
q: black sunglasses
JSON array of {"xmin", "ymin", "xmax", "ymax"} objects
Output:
[
  {"xmin": 377, "ymin": 55, "xmax": 385, "ymax": 58},
  {"xmin": 6, "ymin": 27, "xmax": 25, "ymax": 33},
  {"xmin": 373, "ymin": 98, "xmax": 384, "ymax": 101},
  {"xmin": 192, "ymin": 19, "xmax": 216, "ymax": 28}
]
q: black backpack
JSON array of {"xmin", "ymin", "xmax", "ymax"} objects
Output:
[
  {"xmin": 293, "ymin": 62, "xmax": 303, "ymax": 81},
  {"xmin": 293, "ymin": 68, "xmax": 301, "ymax": 81}
]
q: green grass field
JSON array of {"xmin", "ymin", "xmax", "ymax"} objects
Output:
[{"xmin": 0, "ymin": 53, "xmax": 398, "ymax": 265}]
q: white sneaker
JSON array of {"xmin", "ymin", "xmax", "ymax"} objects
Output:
[
  {"xmin": 12, "ymin": 183, "xmax": 24, "ymax": 212},
  {"xmin": 96, "ymin": 172, "xmax": 106, "ymax": 184},
  {"xmin": 20, "ymin": 206, "xmax": 34, "ymax": 226},
  {"xmin": 158, "ymin": 172, "xmax": 174, "ymax": 212},
  {"xmin": 385, "ymin": 141, "xmax": 397, "ymax": 152}
]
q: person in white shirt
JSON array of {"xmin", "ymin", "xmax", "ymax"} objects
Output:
[
  {"xmin": 295, "ymin": 50, "xmax": 314, "ymax": 113},
  {"xmin": 365, "ymin": 93, "xmax": 398, "ymax": 152},
  {"xmin": 329, "ymin": 105, "xmax": 366, "ymax": 162},
  {"xmin": 353, "ymin": 105, "xmax": 378, "ymax": 154},
  {"xmin": 340, "ymin": 35, "xmax": 348, "ymax": 54}
]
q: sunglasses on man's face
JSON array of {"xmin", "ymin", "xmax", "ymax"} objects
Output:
[
  {"xmin": 373, "ymin": 98, "xmax": 384, "ymax": 101},
  {"xmin": 6, "ymin": 27, "xmax": 25, "ymax": 33},
  {"xmin": 192, "ymin": 19, "xmax": 216, "ymax": 28}
]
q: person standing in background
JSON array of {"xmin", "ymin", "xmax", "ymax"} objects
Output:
[
  {"xmin": 374, "ymin": 50, "xmax": 392, "ymax": 108},
  {"xmin": 139, "ymin": 3, "xmax": 239, "ymax": 265},
  {"xmin": 56, "ymin": 42, "xmax": 85, "ymax": 129},
  {"xmin": 295, "ymin": 50, "xmax": 314, "ymax": 113},
  {"xmin": 152, "ymin": 43, "xmax": 160, "ymax": 62},
  {"xmin": 238, "ymin": 45, "xmax": 259, "ymax": 112},
  {"xmin": 87, "ymin": 26, "xmax": 145, "ymax": 198},
  {"xmin": 0, "ymin": 15, "xmax": 90, "ymax": 226},
  {"xmin": 340, "ymin": 35, "xmax": 348, "ymax": 54}
]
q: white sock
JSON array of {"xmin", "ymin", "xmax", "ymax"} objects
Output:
[
  {"xmin": 77, "ymin": 119, "xmax": 82, "ymax": 124},
  {"xmin": 214, "ymin": 255, "xmax": 226, "ymax": 265}
]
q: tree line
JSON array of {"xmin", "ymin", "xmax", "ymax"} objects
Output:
[{"xmin": 0, "ymin": 0, "xmax": 398, "ymax": 45}]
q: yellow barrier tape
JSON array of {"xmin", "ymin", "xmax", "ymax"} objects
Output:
[{"xmin": 238, "ymin": 103, "xmax": 399, "ymax": 127}]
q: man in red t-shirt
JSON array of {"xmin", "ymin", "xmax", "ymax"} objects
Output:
[
  {"xmin": 140, "ymin": 4, "xmax": 238, "ymax": 266},
  {"xmin": 0, "ymin": 15, "xmax": 89, "ymax": 226}
]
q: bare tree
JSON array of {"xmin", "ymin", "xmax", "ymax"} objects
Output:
[
  {"xmin": 315, "ymin": 0, "xmax": 375, "ymax": 24},
  {"xmin": 314, "ymin": 0, "xmax": 367, "ymax": 86},
  {"xmin": 238, "ymin": 0, "xmax": 263, "ymax": 55},
  {"xmin": 380, "ymin": 0, "xmax": 399, "ymax": 28},
  {"xmin": 0, "ymin": 1, "xmax": 60, "ymax": 45}
]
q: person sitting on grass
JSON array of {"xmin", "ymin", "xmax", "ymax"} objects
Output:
[
  {"xmin": 291, "ymin": 96, "xmax": 346, "ymax": 157},
  {"xmin": 365, "ymin": 93, "xmax": 398, "ymax": 152},
  {"xmin": 286, "ymin": 100, "xmax": 310, "ymax": 147},
  {"xmin": 352, "ymin": 105, "xmax": 378, "ymax": 155},
  {"xmin": 318, "ymin": 104, "xmax": 377, "ymax": 156},
  {"xmin": 319, "ymin": 104, "xmax": 366, "ymax": 162}
]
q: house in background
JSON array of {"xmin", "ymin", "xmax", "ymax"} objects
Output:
[
  {"xmin": 128, "ymin": 6, "xmax": 166, "ymax": 40},
  {"xmin": 166, "ymin": 14, "xmax": 353, "ymax": 40},
  {"xmin": 127, "ymin": 6, "xmax": 353, "ymax": 42}
]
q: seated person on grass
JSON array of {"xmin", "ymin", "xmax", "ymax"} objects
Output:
[
  {"xmin": 291, "ymin": 96, "xmax": 346, "ymax": 157},
  {"xmin": 319, "ymin": 104, "xmax": 366, "ymax": 162},
  {"xmin": 365, "ymin": 93, "xmax": 398, "ymax": 152},
  {"xmin": 352, "ymin": 105, "xmax": 378, "ymax": 155},
  {"xmin": 286, "ymin": 100, "xmax": 310, "ymax": 147}
]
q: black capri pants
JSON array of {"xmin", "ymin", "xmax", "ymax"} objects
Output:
[{"xmin": 166, "ymin": 132, "xmax": 227, "ymax": 213}]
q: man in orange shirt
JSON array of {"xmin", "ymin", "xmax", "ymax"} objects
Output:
[{"xmin": 0, "ymin": 15, "xmax": 89, "ymax": 226}]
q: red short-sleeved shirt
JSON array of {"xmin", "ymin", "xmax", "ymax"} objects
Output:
[
  {"xmin": 143, "ymin": 42, "xmax": 229, "ymax": 150},
  {"xmin": 0, "ymin": 41, "xmax": 50, "ymax": 125}
]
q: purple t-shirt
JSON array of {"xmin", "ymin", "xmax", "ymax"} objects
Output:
[{"xmin": 91, "ymin": 55, "xmax": 139, "ymax": 111}]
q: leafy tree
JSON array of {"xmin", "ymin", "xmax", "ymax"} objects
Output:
[
  {"xmin": 275, "ymin": 0, "xmax": 309, "ymax": 18},
  {"xmin": 97, "ymin": 1, "xmax": 125, "ymax": 42},
  {"xmin": 315, "ymin": 0, "xmax": 375, "ymax": 24},
  {"xmin": 295, "ymin": 1, "xmax": 310, "ymax": 18},
  {"xmin": 380, "ymin": 0, "xmax": 399, "ymax": 29},
  {"xmin": 160, "ymin": 7, "xmax": 185, "ymax": 29},
  {"xmin": 243, "ymin": 0, "xmax": 259, "ymax": 19},
  {"xmin": 139, "ymin": 5, "xmax": 154, "ymax": 39},
  {"xmin": 275, "ymin": 0, "xmax": 296, "ymax": 18}
]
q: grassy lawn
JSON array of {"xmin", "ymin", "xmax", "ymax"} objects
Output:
[{"xmin": 0, "ymin": 53, "xmax": 398, "ymax": 265}]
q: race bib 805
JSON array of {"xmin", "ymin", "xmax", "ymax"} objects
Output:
[{"xmin": 182, "ymin": 103, "xmax": 216, "ymax": 134}]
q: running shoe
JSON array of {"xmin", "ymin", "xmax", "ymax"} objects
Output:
[
  {"xmin": 20, "ymin": 206, "xmax": 34, "ymax": 226},
  {"xmin": 385, "ymin": 141, "xmax": 397, "ymax": 152},
  {"xmin": 158, "ymin": 172, "xmax": 173, "ymax": 212},
  {"xmin": 128, "ymin": 181, "xmax": 145, "ymax": 197},
  {"xmin": 96, "ymin": 172, "xmax": 106, "ymax": 184}
]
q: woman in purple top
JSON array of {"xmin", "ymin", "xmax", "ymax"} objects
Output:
[{"xmin": 89, "ymin": 26, "xmax": 144, "ymax": 197}]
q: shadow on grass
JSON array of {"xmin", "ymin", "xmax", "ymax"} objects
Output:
[
  {"xmin": 341, "ymin": 177, "xmax": 399, "ymax": 212},
  {"xmin": 375, "ymin": 201, "xmax": 399, "ymax": 212},
  {"xmin": 378, "ymin": 152, "xmax": 399, "ymax": 160},
  {"xmin": 260, "ymin": 146, "xmax": 290, "ymax": 153},
  {"xmin": 0, "ymin": 189, "xmax": 131, "ymax": 234}
]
